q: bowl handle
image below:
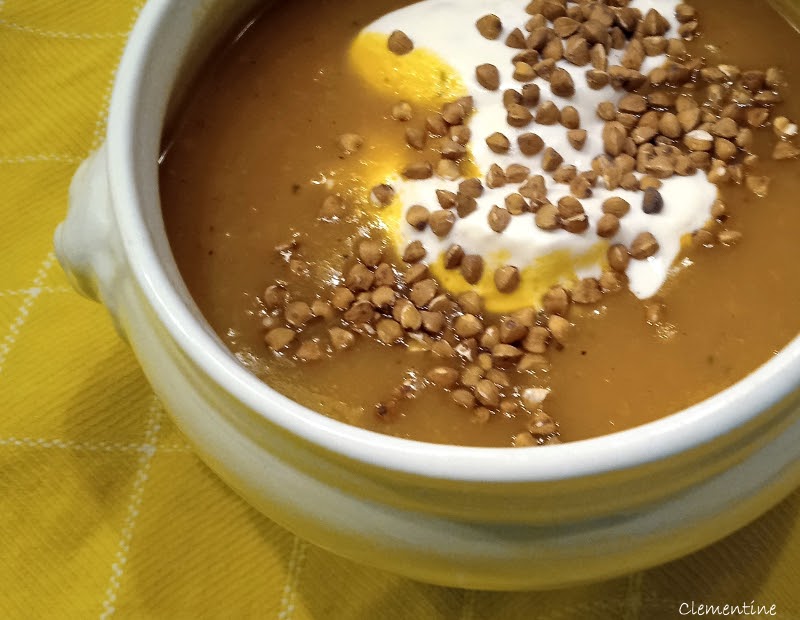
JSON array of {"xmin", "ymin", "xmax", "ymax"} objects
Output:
[{"xmin": 55, "ymin": 143, "xmax": 127, "ymax": 335}]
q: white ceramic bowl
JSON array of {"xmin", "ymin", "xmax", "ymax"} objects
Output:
[{"xmin": 55, "ymin": 0, "xmax": 800, "ymax": 590}]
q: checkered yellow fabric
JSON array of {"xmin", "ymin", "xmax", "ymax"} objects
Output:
[{"xmin": 0, "ymin": 2, "xmax": 798, "ymax": 618}]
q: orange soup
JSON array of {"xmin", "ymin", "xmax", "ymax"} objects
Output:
[{"xmin": 162, "ymin": 0, "xmax": 800, "ymax": 446}]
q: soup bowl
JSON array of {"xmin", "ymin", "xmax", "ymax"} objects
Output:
[{"xmin": 54, "ymin": 0, "xmax": 800, "ymax": 590}]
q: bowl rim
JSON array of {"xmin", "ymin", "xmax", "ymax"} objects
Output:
[{"xmin": 105, "ymin": 0, "xmax": 800, "ymax": 483}]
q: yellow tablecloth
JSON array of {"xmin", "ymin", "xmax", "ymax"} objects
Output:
[{"xmin": 0, "ymin": 1, "xmax": 798, "ymax": 618}]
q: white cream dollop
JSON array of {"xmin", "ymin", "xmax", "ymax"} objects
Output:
[{"xmin": 359, "ymin": 0, "xmax": 717, "ymax": 304}]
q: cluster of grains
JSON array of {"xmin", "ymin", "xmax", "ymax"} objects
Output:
[
  {"xmin": 379, "ymin": 1, "xmax": 797, "ymax": 294},
  {"xmin": 262, "ymin": 237, "xmax": 567, "ymax": 446},
  {"xmin": 262, "ymin": 1, "xmax": 799, "ymax": 445}
]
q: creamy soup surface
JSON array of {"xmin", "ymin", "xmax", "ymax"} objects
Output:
[{"xmin": 162, "ymin": 0, "xmax": 800, "ymax": 446}]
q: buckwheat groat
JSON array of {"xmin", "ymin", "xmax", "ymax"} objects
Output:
[{"xmin": 387, "ymin": 30, "xmax": 413, "ymax": 55}]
